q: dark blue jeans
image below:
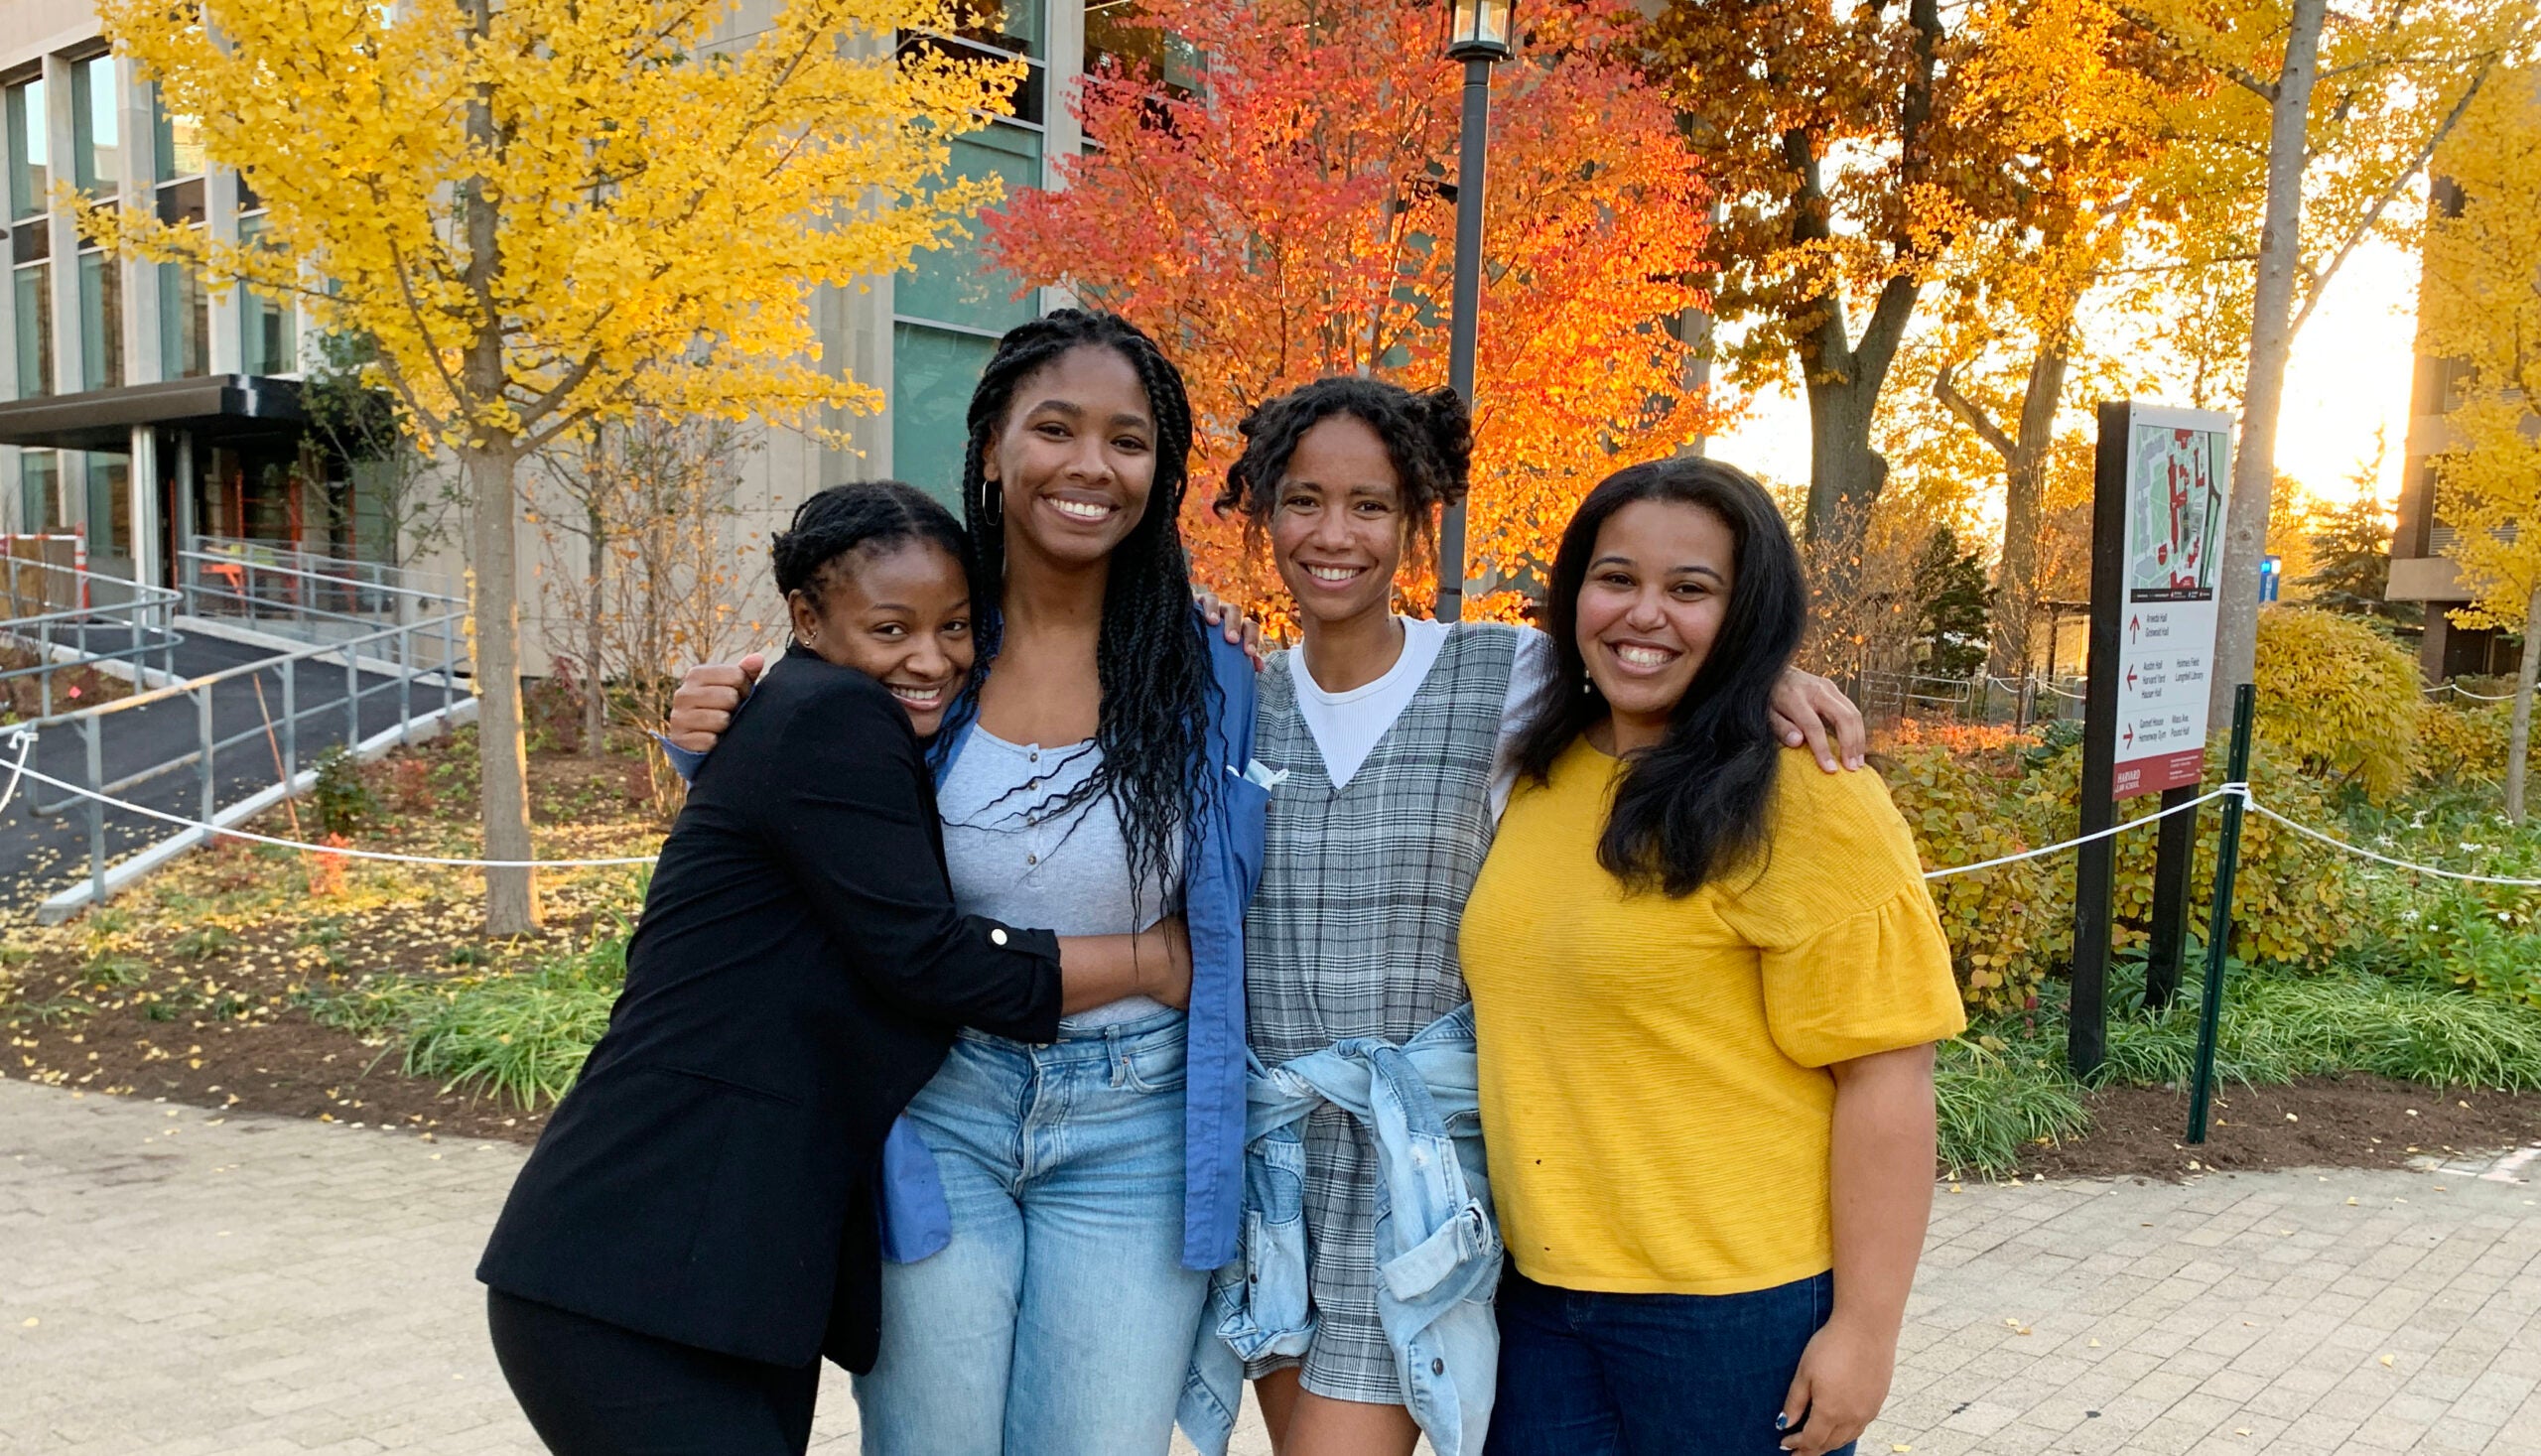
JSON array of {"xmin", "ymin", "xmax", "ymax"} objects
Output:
[{"xmin": 1485, "ymin": 1264, "xmax": 1851, "ymax": 1456}]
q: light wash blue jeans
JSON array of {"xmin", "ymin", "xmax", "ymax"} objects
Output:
[{"xmin": 854, "ymin": 1009, "xmax": 1208, "ymax": 1456}]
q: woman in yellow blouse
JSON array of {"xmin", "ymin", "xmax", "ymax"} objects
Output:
[{"xmin": 1460, "ymin": 458, "xmax": 1965, "ymax": 1456}]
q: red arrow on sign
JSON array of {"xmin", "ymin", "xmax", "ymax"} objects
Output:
[
  {"xmin": 2122, "ymin": 724, "xmax": 2135, "ymax": 748},
  {"xmin": 2126, "ymin": 666, "xmax": 2138, "ymax": 691},
  {"xmin": 2129, "ymin": 614, "xmax": 2141, "ymax": 643}
]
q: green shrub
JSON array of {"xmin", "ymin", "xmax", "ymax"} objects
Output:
[
  {"xmin": 1882, "ymin": 743, "xmax": 2068, "ymax": 1014},
  {"xmin": 1884, "ymin": 730, "xmax": 2369, "ymax": 1009},
  {"xmin": 2416, "ymin": 700, "xmax": 2510, "ymax": 786},
  {"xmin": 311, "ymin": 744, "xmax": 379, "ymax": 837},
  {"xmin": 2252, "ymin": 607, "xmax": 2423, "ymax": 802}
]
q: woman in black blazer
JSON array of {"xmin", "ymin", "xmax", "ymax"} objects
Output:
[{"xmin": 477, "ymin": 482, "xmax": 1188, "ymax": 1455}]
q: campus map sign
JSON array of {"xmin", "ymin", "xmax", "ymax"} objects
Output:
[{"xmin": 2108, "ymin": 405, "xmax": 2234, "ymax": 799}]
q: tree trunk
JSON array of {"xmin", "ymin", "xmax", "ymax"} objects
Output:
[
  {"xmin": 461, "ymin": 0, "xmax": 535, "ymax": 933},
  {"xmin": 467, "ymin": 444, "xmax": 539, "ymax": 932},
  {"xmin": 2209, "ymin": 0, "xmax": 2325, "ymax": 725},
  {"xmin": 584, "ymin": 491, "xmax": 607, "ymax": 761},
  {"xmin": 2508, "ymin": 583, "xmax": 2540, "ymax": 825},
  {"xmin": 1804, "ymin": 373, "xmax": 1890, "ymax": 551},
  {"xmin": 1997, "ymin": 346, "xmax": 2068, "ymax": 678}
]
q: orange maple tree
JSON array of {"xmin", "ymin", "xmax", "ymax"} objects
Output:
[{"xmin": 984, "ymin": 0, "xmax": 1716, "ymax": 620}]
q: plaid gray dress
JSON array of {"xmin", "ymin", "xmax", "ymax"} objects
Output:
[{"xmin": 1242, "ymin": 622, "xmax": 1521, "ymax": 1402}]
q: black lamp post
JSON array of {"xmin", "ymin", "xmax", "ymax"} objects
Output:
[{"xmin": 1433, "ymin": 0, "xmax": 1516, "ymax": 621}]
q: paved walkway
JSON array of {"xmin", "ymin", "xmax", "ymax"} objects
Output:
[{"xmin": 2, "ymin": 1078, "xmax": 2535, "ymax": 1455}]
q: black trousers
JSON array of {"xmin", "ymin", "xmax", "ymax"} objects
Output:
[{"xmin": 487, "ymin": 1287, "xmax": 822, "ymax": 1456}]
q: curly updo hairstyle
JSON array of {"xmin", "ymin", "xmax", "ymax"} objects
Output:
[
  {"xmin": 770, "ymin": 479, "xmax": 976, "ymax": 628},
  {"xmin": 958, "ymin": 309, "xmax": 1216, "ymax": 905},
  {"xmin": 1216, "ymin": 378, "xmax": 1473, "ymax": 558}
]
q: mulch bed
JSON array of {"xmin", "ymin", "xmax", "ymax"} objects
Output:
[
  {"xmin": 2020, "ymin": 1075, "xmax": 2541, "ymax": 1180},
  {"xmin": 2, "ymin": 971, "xmax": 548, "ymax": 1144},
  {"xmin": 0, "ymin": 734, "xmax": 662, "ymax": 1146}
]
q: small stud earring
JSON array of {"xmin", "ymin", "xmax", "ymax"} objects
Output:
[{"xmin": 1581, "ymin": 680, "xmax": 1594, "ymax": 696}]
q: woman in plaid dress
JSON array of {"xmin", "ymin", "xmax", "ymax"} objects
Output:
[{"xmin": 1215, "ymin": 380, "xmax": 1863, "ymax": 1456}]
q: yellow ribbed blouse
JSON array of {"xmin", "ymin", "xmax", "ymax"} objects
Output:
[{"xmin": 1460, "ymin": 739, "xmax": 1965, "ymax": 1295}]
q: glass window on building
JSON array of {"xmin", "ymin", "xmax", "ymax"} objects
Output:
[
  {"xmin": 891, "ymin": 321, "xmax": 1000, "ymax": 507},
  {"xmin": 13, "ymin": 258, "xmax": 50, "ymax": 400},
  {"xmin": 19, "ymin": 449, "xmax": 61, "ymax": 534},
  {"xmin": 7, "ymin": 75, "xmax": 47, "ymax": 220},
  {"xmin": 238, "ymin": 209, "xmax": 295, "ymax": 376},
  {"xmin": 78, "ymin": 248, "xmax": 121, "ymax": 390},
  {"xmin": 83, "ymin": 452, "xmax": 128, "ymax": 560},
  {"xmin": 70, "ymin": 56, "xmax": 119, "ymax": 197},
  {"xmin": 895, "ymin": 125, "xmax": 1043, "ymax": 334},
  {"xmin": 8, "ymin": 75, "xmax": 53, "ymax": 400},
  {"xmin": 890, "ymin": 4, "xmax": 1050, "ymax": 505},
  {"xmin": 153, "ymin": 90, "xmax": 208, "ymax": 379},
  {"xmin": 152, "ymin": 94, "xmax": 203, "ymax": 182}
]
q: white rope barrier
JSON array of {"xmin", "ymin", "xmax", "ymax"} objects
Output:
[
  {"xmin": 1920, "ymin": 786, "xmax": 2235, "ymax": 879},
  {"xmin": 3, "ymin": 745, "xmax": 655, "ymax": 869},
  {"xmin": 0, "ymin": 728, "xmax": 32, "ymax": 816},
  {"xmin": 9, "ymin": 731, "xmax": 2539, "ymax": 887},
  {"xmin": 2425, "ymin": 682, "xmax": 2516, "ymax": 703},
  {"xmin": 2232, "ymin": 793, "xmax": 2541, "ymax": 887}
]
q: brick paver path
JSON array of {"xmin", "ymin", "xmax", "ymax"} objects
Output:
[{"xmin": 3, "ymin": 1078, "xmax": 2535, "ymax": 1455}]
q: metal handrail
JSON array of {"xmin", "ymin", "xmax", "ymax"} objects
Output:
[
  {"xmin": 20, "ymin": 600, "xmax": 466, "ymax": 903},
  {"xmin": 0, "ymin": 559, "xmax": 187, "ymax": 714},
  {"xmin": 182, "ymin": 546, "xmax": 462, "ymax": 610},
  {"xmin": 193, "ymin": 533, "xmax": 454, "ymax": 588}
]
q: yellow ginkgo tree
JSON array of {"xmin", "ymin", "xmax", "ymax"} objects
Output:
[
  {"xmin": 2421, "ymin": 67, "xmax": 2541, "ymax": 823},
  {"xmin": 81, "ymin": 0, "xmax": 1015, "ymax": 930}
]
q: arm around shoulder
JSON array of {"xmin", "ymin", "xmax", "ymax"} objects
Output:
[{"xmin": 755, "ymin": 672, "xmax": 1064, "ymax": 1042}]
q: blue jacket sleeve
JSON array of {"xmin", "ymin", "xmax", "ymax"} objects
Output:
[{"xmin": 1179, "ymin": 618, "xmax": 1267, "ymax": 1270}]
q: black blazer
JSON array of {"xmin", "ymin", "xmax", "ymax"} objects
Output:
[{"xmin": 476, "ymin": 648, "xmax": 1063, "ymax": 1372}]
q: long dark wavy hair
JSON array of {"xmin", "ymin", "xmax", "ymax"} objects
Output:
[
  {"xmin": 1215, "ymin": 378, "xmax": 1473, "ymax": 559},
  {"xmin": 958, "ymin": 310, "xmax": 1215, "ymax": 898},
  {"xmin": 1509, "ymin": 457, "xmax": 1806, "ymax": 896}
]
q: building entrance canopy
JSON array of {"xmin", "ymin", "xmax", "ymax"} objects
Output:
[{"xmin": 0, "ymin": 375, "xmax": 306, "ymax": 453}]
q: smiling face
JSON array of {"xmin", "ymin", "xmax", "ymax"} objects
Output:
[
  {"xmin": 985, "ymin": 343, "xmax": 1158, "ymax": 572},
  {"xmin": 787, "ymin": 539, "xmax": 975, "ymax": 737},
  {"xmin": 1574, "ymin": 497, "xmax": 1738, "ymax": 752},
  {"xmin": 1266, "ymin": 414, "xmax": 1408, "ymax": 632}
]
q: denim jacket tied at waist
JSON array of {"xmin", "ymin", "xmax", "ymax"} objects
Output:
[{"xmin": 1177, "ymin": 1003, "xmax": 1500, "ymax": 1456}]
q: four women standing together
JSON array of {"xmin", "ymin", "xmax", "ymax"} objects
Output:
[{"xmin": 482, "ymin": 308, "xmax": 1965, "ymax": 1456}]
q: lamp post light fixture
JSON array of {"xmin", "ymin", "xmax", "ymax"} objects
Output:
[{"xmin": 1432, "ymin": 0, "xmax": 1516, "ymax": 620}]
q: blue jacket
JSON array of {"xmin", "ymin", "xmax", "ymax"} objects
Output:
[
  {"xmin": 1179, "ymin": 1004, "xmax": 1501, "ymax": 1456},
  {"xmin": 661, "ymin": 611, "xmax": 1264, "ymax": 1273}
]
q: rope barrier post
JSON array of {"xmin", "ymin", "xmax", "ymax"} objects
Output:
[
  {"xmin": 2187, "ymin": 683, "xmax": 2257, "ymax": 1145},
  {"xmin": 398, "ymin": 621, "xmax": 413, "ymax": 747},
  {"xmin": 198, "ymin": 686, "xmax": 215, "ymax": 827},
  {"xmin": 2143, "ymin": 782, "xmax": 2201, "ymax": 1010},
  {"xmin": 85, "ymin": 712, "xmax": 105, "ymax": 906}
]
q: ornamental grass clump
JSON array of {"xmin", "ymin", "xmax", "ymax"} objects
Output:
[{"xmin": 401, "ymin": 921, "xmax": 629, "ymax": 1109}]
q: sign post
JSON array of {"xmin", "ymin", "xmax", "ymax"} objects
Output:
[{"xmin": 2073, "ymin": 402, "xmax": 2235, "ymax": 1075}]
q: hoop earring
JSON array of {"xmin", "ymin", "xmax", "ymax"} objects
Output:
[{"xmin": 982, "ymin": 482, "xmax": 1004, "ymax": 528}]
